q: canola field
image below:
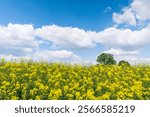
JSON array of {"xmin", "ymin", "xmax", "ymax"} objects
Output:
[{"xmin": 0, "ymin": 61, "xmax": 150, "ymax": 100}]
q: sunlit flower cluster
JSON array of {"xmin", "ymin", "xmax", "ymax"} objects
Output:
[{"xmin": 0, "ymin": 61, "xmax": 149, "ymax": 100}]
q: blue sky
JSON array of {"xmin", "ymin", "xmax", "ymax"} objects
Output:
[
  {"xmin": 0, "ymin": 0, "xmax": 129, "ymax": 30},
  {"xmin": 0, "ymin": 0, "xmax": 150, "ymax": 64}
]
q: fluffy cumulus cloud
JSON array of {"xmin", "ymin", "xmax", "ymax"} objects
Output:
[
  {"xmin": 95, "ymin": 25, "xmax": 150, "ymax": 63},
  {"xmin": 113, "ymin": 8, "xmax": 136, "ymax": 26},
  {"xmin": 1, "ymin": 22, "xmax": 150, "ymax": 63},
  {"xmin": 103, "ymin": 48, "xmax": 139, "ymax": 56},
  {"xmin": 103, "ymin": 0, "xmax": 150, "ymax": 63},
  {"xmin": 131, "ymin": 0, "xmax": 150, "ymax": 21},
  {"xmin": 0, "ymin": 23, "xmax": 38, "ymax": 55},
  {"xmin": 35, "ymin": 25, "xmax": 96, "ymax": 49},
  {"xmin": 99, "ymin": 48, "xmax": 150, "ymax": 64},
  {"xmin": 113, "ymin": 0, "xmax": 150, "ymax": 26},
  {"xmin": 32, "ymin": 50, "xmax": 82, "ymax": 63},
  {"xmin": 0, "ymin": 23, "xmax": 97, "ymax": 64},
  {"xmin": 101, "ymin": 48, "xmax": 139, "ymax": 63},
  {"xmin": 95, "ymin": 26, "xmax": 150, "ymax": 50},
  {"xmin": 0, "ymin": 24, "xmax": 84, "ymax": 63},
  {"xmin": 0, "ymin": 50, "xmax": 82, "ymax": 63}
]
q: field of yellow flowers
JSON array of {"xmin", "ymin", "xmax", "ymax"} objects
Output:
[{"xmin": 0, "ymin": 60, "xmax": 149, "ymax": 100}]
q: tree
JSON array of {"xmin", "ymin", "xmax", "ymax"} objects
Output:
[
  {"xmin": 118, "ymin": 60, "xmax": 130, "ymax": 66},
  {"xmin": 97, "ymin": 53, "xmax": 116, "ymax": 65}
]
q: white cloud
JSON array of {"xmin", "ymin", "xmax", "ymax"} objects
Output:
[
  {"xmin": 0, "ymin": 50, "xmax": 82, "ymax": 64},
  {"xmin": 102, "ymin": 0, "xmax": 150, "ymax": 64},
  {"xmin": 35, "ymin": 25, "xmax": 96, "ymax": 49},
  {"xmin": 131, "ymin": 0, "xmax": 150, "ymax": 21},
  {"xmin": 0, "ymin": 23, "xmax": 38, "ymax": 55},
  {"xmin": 103, "ymin": 48, "xmax": 139, "ymax": 56},
  {"xmin": 0, "ymin": 54, "xmax": 30, "ymax": 61},
  {"xmin": 101, "ymin": 48, "xmax": 139, "ymax": 63},
  {"xmin": 32, "ymin": 50, "xmax": 81, "ymax": 62},
  {"xmin": 95, "ymin": 26, "xmax": 150, "ymax": 50},
  {"xmin": 100, "ymin": 48, "xmax": 150, "ymax": 64},
  {"xmin": 0, "ymin": 23, "xmax": 96, "ymax": 64},
  {"xmin": 113, "ymin": 8, "xmax": 136, "ymax": 25},
  {"xmin": 0, "ymin": 23, "xmax": 150, "ymax": 64},
  {"xmin": 35, "ymin": 24, "xmax": 150, "ymax": 54},
  {"xmin": 113, "ymin": 0, "xmax": 150, "ymax": 26}
]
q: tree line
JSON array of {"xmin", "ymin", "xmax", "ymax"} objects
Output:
[{"xmin": 97, "ymin": 53, "xmax": 130, "ymax": 66}]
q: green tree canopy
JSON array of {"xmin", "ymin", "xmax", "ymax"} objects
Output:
[
  {"xmin": 97, "ymin": 53, "xmax": 116, "ymax": 65},
  {"xmin": 118, "ymin": 60, "xmax": 130, "ymax": 66}
]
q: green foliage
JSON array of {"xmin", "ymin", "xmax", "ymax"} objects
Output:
[
  {"xmin": 97, "ymin": 53, "xmax": 116, "ymax": 65},
  {"xmin": 118, "ymin": 60, "xmax": 130, "ymax": 66},
  {"xmin": 0, "ymin": 58, "xmax": 6, "ymax": 66}
]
